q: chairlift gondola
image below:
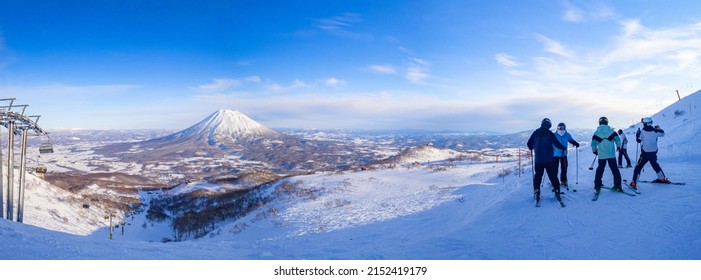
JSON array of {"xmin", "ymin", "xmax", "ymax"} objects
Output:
[
  {"xmin": 36, "ymin": 165, "xmax": 47, "ymax": 174},
  {"xmin": 39, "ymin": 136, "xmax": 54, "ymax": 154}
]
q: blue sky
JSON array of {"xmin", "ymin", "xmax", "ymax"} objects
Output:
[{"xmin": 1, "ymin": 0, "xmax": 700, "ymax": 132}]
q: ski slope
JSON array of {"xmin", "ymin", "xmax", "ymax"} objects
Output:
[{"xmin": 1, "ymin": 91, "xmax": 700, "ymax": 278}]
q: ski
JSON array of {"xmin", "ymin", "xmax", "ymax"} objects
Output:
[
  {"xmin": 601, "ymin": 186, "xmax": 636, "ymax": 196},
  {"xmin": 592, "ymin": 190, "xmax": 600, "ymax": 201},
  {"xmin": 637, "ymin": 180, "xmax": 686, "ymax": 185},
  {"xmin": 622, "ymin": 180, "xmax": 641, "ymax": 194}
]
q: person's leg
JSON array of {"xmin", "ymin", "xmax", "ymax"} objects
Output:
[
  {"xmin": 595, "ymin": 159, "xmax": 606, "ymax": 190},
  {"xmin": 623, "ymin": 149, "xmax": 632, "ymax": 167},
  {"xmin": 609, "ymin": 158, "xmax": 622, "ymax": 188},
  {"xmin": 560, "ymin": 156, "xmax": 569, "ymax": 185},
  {"xmin": 545, "ymin": 160, "xmax": 562, "ymax": 200},
  {"xmin": 632, "ymin": 153, "xmax": 650, "ymax": 183},
  {"xmin": 647, "ymin": 152, "xmax": 666, "ymax": 180},
  {"xmin": 534, "ymin": 162, "xmax": 546, "ymax": 201}
]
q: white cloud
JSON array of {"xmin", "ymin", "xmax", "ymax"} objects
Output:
[
  {"xmin": 534, "ymin": 34, "xmax": 576, "ymax": 59},
  {"xmin": 495, "ymin": 53, "xmax": 521, "ymax": 67},
  {"xmin": 405, "ymin": 57, "xmax": 430, "ymax": 84},
  {"xmin": 192, "ymin": 78, "xmax": 242, "ymax": 92},
  {"xmin": 622, "ymin": 19, "xmax": 643, "ymax": 36},
  {"xmin": 266, "ymin": 79, "xmax": 309, "ymax": 93},
  {"xmin": 316, "ymin": 13, "xmax": 360, "ymax": 30},
  {"xmin": 368, "ymin": 64, "xmax": 397, "ymax": 75},
  {"xmin": 496, "ymin": 19, "xmax": 701, "ymax": 129},
  {"xmin": 561, "ymin": 1, "xmax": 584, "ymax": 23},
  {"xmin": 245, "ymin": 76, "xmax": 261, "ymax": 83},
  {"xmin": 315, "ymin": 13, "xmax": 364, "ymax": 39},
  {"xmin": 560, "ymin": 1, "xmax": 617, "ymax": 23},
  {"xmin": 324, "ymin": 77, "xmax": 346, "ymax": 88}
]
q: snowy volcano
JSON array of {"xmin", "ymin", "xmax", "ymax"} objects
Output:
[{"xmin": 158, "ymin": 109, "xmax": 282, "ymax": 146}]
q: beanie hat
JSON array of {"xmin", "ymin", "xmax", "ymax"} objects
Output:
[
  {"xmin": 557, "ymin": 123, "xmax": 566, "ymax": 130},
  {"xmin": 541, "ymin": 118, "xmax": 552, "ymax": 128},
  {"xmin": 598, "ymin": 116, "xmax": 608, "ymax": 125}
]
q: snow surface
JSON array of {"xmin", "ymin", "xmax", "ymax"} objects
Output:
[{"xmin": 2, "ymin": 92, "xmax": 701, "ymax": 278}]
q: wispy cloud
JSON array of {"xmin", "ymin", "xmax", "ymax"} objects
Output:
[
  {"xmin": 534, "ymin": 34, "xmax": 576, "ymax": 59},
  {"xmin": 368, "ymin": 64, "xmax": 398, "ymax": 75},
  {"xmin": 368, "ymin": 56, "xmax": 430, "ymax": 85},
  {"xmin": 495, "ymin": 53, "xmax": 521, "ymax": 67},
  {"xmin": 192, "ymin": 78, "xmax": 242, "ymax": 92},
  {"xmin": 560, "ymin": 0, "xmax": 617, "ymax": 23},
  {"xmin": 245, "ymin": 76, "xmax": 262, "ymax": 83},
  {"xmin": 324, "ymin": 77, "xmax": 347, "ymax": 89},
  {"xmin": 498, "ymin": 19, "xmax": 701, "ymax": 128},
  {"xmin": 316, "ymin": 13, "xmax": 361, "ymax": 31},
  {"xmin": 266, "ymin": 79, "xmax": 309, "ymax": 93},
  {"xmin": 315, "ymin": 13, "xmax": 364, "ymax": 39},
  {"xmin": 561, "ymin": 0, "xmax": 584, "ymax": 23},
  {"xmin": 192, "ymin": 76, "xmax": 261, "ymax": 93},
  {"xmin": 405, "ymin": 57, "xmax": 431, "ymax": 85}
]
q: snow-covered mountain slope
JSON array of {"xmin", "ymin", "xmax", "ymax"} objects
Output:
[
  {"xmin": 389, "ymin": 144, "xmax": 468, "ymax": 163},
  {"xmin": 1, "ymin": 168, "xmax": 112, "ymax": 236},
  {"xmin": 622, "ymin": 90, "xmax": 701, "ymax": 161},
  {"xmin": 1, "ymin": 90, "xmax": 700, "ymax": 261}
]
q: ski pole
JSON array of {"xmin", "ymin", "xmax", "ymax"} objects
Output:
[
  {"xmin": 588, "ymin": 155, "xmax": 597, "ymax": 170},
  {"xmin": 530, "ymin": 149, "xmax": 534, "ymax": 177},
  {"xmin": 576, "ymin": 148, "xmax": 579, "ymax": 185}
]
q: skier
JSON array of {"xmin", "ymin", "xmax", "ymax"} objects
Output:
[
  {"xmin": 553, "ymin": 122, "xmax": 580, "ymax": 188},
  {"xmin": 630, "ymin": 117, "xmax": 667, "ymax": 189},
  {"xmin": 527, "ymin": 118, "xmax": 567, "ymax": 205},
  {"xmin": 617, "ymin": 129, "xmax": 632, "ymax": 168},
  {"xmin": 591, "ymin": 116, "xmax": 623, "ymax": 192}
]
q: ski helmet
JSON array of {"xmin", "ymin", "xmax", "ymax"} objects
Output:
[
  {"xmin": 557, "ymin": 123, "xmax": 566, "ymax": 130},
  {"xmin": 598, "ymin": 116, "xmax": 608, "ymax": 125},
  {"xmin": 541, "ymin": 118, "xmax": 552, "ymax": 128},
  {"xmin": 642, "ymin": 117, "xmax": 653, "ymax": 125}
]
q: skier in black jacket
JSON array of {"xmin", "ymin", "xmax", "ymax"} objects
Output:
[{"xmin": 527, "ymin": 118, "xmax": 567, "ymax": 205}]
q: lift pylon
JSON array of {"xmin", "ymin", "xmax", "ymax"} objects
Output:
[{"xmin": 1, "ymin": 98, "xmax": 49, "ymax": 223}]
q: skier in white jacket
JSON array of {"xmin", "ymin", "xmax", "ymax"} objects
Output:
[{"xmin": 630, "ymin": 117, "xmax": 667, "ymax": 189}]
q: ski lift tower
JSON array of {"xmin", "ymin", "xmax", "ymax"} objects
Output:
[{"xmin": 0, "ymin": 98, "xmax": 49, "ymax": 223}]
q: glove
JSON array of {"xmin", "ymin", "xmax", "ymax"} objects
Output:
[
  {"xmin": 575, "ymin": 143, "xmax": 580, "ymax": 148},
  {"xmin": 593, "ymin": 150, "xmax": 598, "ymax": 155},
  {"xmin": 617, "ymin": 147, "xmax": 621, "ymax": 152}
]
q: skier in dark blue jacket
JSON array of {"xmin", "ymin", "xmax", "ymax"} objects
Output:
[{"xmin": 527, "ymin": 118, "xmax": 567, "ymax": 205}]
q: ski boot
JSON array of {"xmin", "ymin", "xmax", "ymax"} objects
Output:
[
  {"xmin": 652, "ymin": 178, "xmax": 670, "ymax": 184},
  {"xmin": 554, "ymin": 189, "xmax": 563, "ymax": 202}
]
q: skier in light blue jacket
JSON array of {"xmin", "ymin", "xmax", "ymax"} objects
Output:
[
  {"xmin": 553, "ymin": 123, "xmax": 580, "ymax": 188},
  {"xmin": 591, "ymin": 116, "xmax": 622, "ymax": 193}
]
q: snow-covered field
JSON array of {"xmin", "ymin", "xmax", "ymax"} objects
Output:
[{"xmin": 1, "ymin": 92, "xmax": 700, "ymax": 278}]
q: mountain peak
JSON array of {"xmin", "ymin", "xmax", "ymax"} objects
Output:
[
  {"xmin": 149, "ymin": 109, "xmax": 281, "ymax": 147},
  {"xmin": 192, "ymin": 109, "xmax": 278, "ymax": 139}
]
